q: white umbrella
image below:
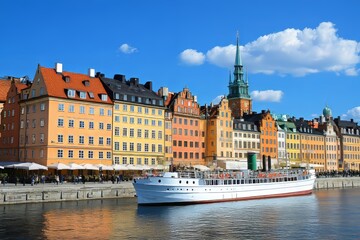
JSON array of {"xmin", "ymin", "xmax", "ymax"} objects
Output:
[
  {"xmin": 80, "ymin": 163, "xmax": 99, "ymax": 170},
  {"xmin": 112, "ymin": 164, "xmax": 128, "ymax": 170},
  {"xmin": 0, "ymin": 166, "xmax": 3, "ymax": 169},
  {"xmin": 13, "ymin": 162, "xmax": 48, "ymax": 171},
  {"xmin": 68, "ymin": 163, "xmax": 85, "ymax": 170},
  {"xmin": 126, "ymin": 164, "xmax": 143, "ymax": 170},
  {"xmin": 150, "ymin": 165, "xmax": 165, "ymax": 170},
  {"xmin": 48, "ymin": 163, "xmax": 70, "ymax": 170},
  {"xmin": 95, "ymin": 164, "xmax": 114, "ymax": 171},
  {"xmin": 193, "ymin": 165, "xmax": 210, "ymax": 171}
]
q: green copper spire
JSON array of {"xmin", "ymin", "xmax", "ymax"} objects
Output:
[
  {"xmin": 235, "ymin": 31, "xmax": 242, "ymax": 66},
  {"xmin": 227, "ymin": 32, "xmax": 250, "ymax": 100},
  {"xmin": 228, "ymin": 70, "xmax": 232, "ymax": 84}
]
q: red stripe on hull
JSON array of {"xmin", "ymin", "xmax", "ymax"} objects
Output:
[{"xmin": 138, "ymin": 190, "xmax": 313, "ymax": 206}]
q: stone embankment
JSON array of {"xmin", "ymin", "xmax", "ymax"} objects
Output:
[
  {"xmin": 0, "ymin": 181, "xmax": 135, "ymax": 205},
  {"xmin": 314, "ymin": 177, "xmax": 360, "ymax": 190},
  {"xmin": 1, "ymin": 178, "xmax": 360, "ymax": 205}
]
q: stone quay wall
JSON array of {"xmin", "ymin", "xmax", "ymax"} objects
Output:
[
  {"xmin": 1, "ymin": 178, "xmax": 360, "ymax": 205},
  {"xmin": 314, "ymin": 177, "xmax": 360, "ymax": 190},
  {"xmin": 0, "ymin": 182, "xmax": 135, "ymax": 205}
]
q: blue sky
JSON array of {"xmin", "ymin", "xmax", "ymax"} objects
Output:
[{"xmin": 1, "ymin": 0, "xmax": 360, "ymax": 121}]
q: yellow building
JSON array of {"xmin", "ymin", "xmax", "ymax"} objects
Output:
[
  {"xmin": 19, "ymin": 63, "xmax": 113, "ymax": 166},
  {"xmin": 294, "ymin": 118, "xmax": 325, "ymax": 171},
  {"xmin": 205, "ymin": 97, "xmax": 233, "ymax": 165},
  {"xmin": 100, "ymin": 74, "xmax": 165, "ymax": 167}
]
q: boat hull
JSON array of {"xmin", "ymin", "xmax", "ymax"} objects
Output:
[{"xmin": 133, "ymin": 176, "xmax": 316, "ymax": 205}]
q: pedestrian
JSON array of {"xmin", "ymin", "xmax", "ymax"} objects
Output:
[
  {"xmin": 82, "ymin": 175, "xmax": 86, "ymax": 184},
  {"xmin": 55, "ymin": 175, "xmax": 59, "ymax": 185},
  {"xmin": 31, "ymin": 176, "xmax": 35, "ymax": 186}
]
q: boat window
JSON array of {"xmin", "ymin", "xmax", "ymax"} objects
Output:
[
  {"xmin": 179, "ymin": 180, "xmax": 182, "ymax": 184},
  {"xmin": 241, "ymin": 180, "xmax": 244, "ymax": 184},
  {"xmin": 186, "ymin": 181, "xmax": 189, "ymax": 184},
  {"xmin": 158, "ymin": 180, "xmax": 161, "ymax": 183},
  {"xmin": 193, "ymin": 181, "xmax": 195, "ymax": 184}
]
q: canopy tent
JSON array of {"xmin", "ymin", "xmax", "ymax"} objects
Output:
[
  {"xmin": 126, "ymin": 164, "xmax": 145, "ymax": 171},
  {"xmin": 9, "ymin": 162, "xmax": 48, "ymax": 171},
  {"xmin": 0, "ymin": 166, "xmax": 3, "ymax": 169},
  {"xmin": 48, "ymin": 163, "xmax": 70, "ymax": 170},
  {"xmin": 68, "ymin": 163, "xmax": 85, "ymax": 170},
  {"xmin": 193, "ymin": 165, "xmax": 210, "ymax": 171},
  {"xmin": 95, "ymin": 164, "xmax": 114, "ymax": 171},
  {"xmin": 149, "ymin": 165, "xmax": 166, "ymax": 170},
  {"xmin": 112, "ymin": 164, "xmax": 128, "ymax": 171},
  {"xmin": 80, "ymin": 163, "xmax": 99, "ymax": 170}
]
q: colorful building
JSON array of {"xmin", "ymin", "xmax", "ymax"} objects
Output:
[
  {"xmin": 0, "ymin": 78, "xmax": 29, "ymax": 162},
  {"xmin": 233, "ymin": 119, "xmax": 260, "ymax": 167},
  {"xmin": 160, "ymin": 87, "xmax": 205, "ymax": 166},
  {"xmin": 18, "ymin": 63, "xmax": 113, "ymax": 166},
  {"xmin": 334, "ymin": 116, "xmax": 360, "ymax": 170},
  {"xmin": 204, "ymin": 97, "xmax": 234, "ymax": 165},
  {"xmin": 244, "ymin": 110, "xmax": 278, "ymax": 166}
]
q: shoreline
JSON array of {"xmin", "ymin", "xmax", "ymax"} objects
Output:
[{"xmin": 0, "ymin": 177, "xmax": 359, "ymax": 205}]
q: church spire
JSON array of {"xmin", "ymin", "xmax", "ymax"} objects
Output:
[{"xmin": 235, "ymin": 31, "xmax": 242, "ymax": 66}]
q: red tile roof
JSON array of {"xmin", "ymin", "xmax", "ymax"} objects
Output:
[
  {"xmin": 15, "ymin": 83, "xmax": 29, "ymax": 93},
  {"xmin": 0, "ymin": 79, "xmax": 12, "ymax": 102},
  {"xmin": 40, "ymin": 66, "xmax": 112, "ymax": 104}
]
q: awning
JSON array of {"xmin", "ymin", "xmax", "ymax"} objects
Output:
[
  {"xmin": 48, "ymin": 163, "xmax": 70, "ymax": 170},
  {"xmin": 112, "ymin": 164, "xmax": 128, "ymax": 170}
]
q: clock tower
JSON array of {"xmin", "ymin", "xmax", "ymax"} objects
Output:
[{"xmin": 227, "ymin": 34, "xmax": 252, "ymax": 118}]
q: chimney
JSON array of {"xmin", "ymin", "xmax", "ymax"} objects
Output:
[
  {"xmin": 130, "ymin": 78, "xmax": 139, "ymax": 85},
  {"xmin": 88, "ymin": 68, "xmax": 95, "ymax": 78},
  {"xmin": 114, "ymin": 74, "xmax": 126, "ymax": 82},
  {"xmin": 55, "ymin": 63, "xmax": 63, "ymax": 73},
  {"xmin": 144, "ymin": 81, "xmax": 152, "ymax": 91},
  {"xmin": 351, "ymin": 119, "xmax": 354, "ymax": 122}
]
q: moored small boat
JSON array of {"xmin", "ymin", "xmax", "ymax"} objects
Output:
[{"xmin": 133, "ymin": 169, "xmax": 316, "ymax": 205}]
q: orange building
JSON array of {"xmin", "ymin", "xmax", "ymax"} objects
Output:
[
  {"xmin": 161, "ymin": 87, "xmax": 205, "ymax": 166},
  {"xmin": 244, "ymin": 110, "xmax": 278, "ymax": 164},
  {"xmin": 204, "ymin": 97, "xmax": 234, "ymax": 165},
  {"xmin": 0, "ymin": 78, "xmax": 29, "ymax": 162},
  {"xmin": 18, "ymin": 63, "xmax": 113, "ymax": 166}
]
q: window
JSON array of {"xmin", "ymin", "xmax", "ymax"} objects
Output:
[
  {"xmin": 79, "ymin": 136, "xmax": 84, "ymax": 144},
  {"xmin": 122, "ymin": 128, "xmax": 127, "ymax": 136},
  {"xmin": 122, "ymin": 116, "xmax": 127, "ymax": 123},
  {"xmin": 123, "ymin": 104, "xmax": 127, "ymax": 111},
  {"xmin": 107, "ymin": 124, "xmax": 111, "ymax": 130},
  {"xmin": 58, "ymin": 119, "xmax": 64, "ymax": 127},
  {"xmin": 106, "ymin": 138, "xmax": 111, "ymax": 145},
  {"xmin": 130, "ymin": 142, "xmax": 134, "ymax": 151},
  {"xmin": 79, "ymin": 121, "xmax": 85, "ymax": 128},
  {"xmin": 123, "ymin": 142, "xmax": 127, "ymax": 151},
  {"xmin": 130, "ymin": 128, "xmax": 134, "ymax": 137},
  {"xmin": 152, "ymin": 130, "xmax": 156, "ymax": 139},
  {"xmin": 99, "ymin": 123, "xmax": 104, "ymax": 129},
  {"xmin": 99, "ymin": 152, "xmax": 104, "ymax": 159},
  {"xmin": 152, "ymin": 144, "xmax": 156, "ymax": 152},
  {"xmin": 40, "ymin": 103, "xmax": 45, "ymax": 111},
  {"xmin": 137, "ymin": 118, "xmax": 142, "ymax": 124},
  {"xmin": 58, "ymin": 135, "xmax": 63, "ymax": 143},
  {"xmin": 99, "ymin": 137, "xmax": 104, "ymax": 145},
  {"xmin": 88, "ymin": 151, "xmax": 93, "ymax": 159},
  {"xmin": 67, "ymin": 89, "xmax": 75, "ymax": 98},
  {"xmin": 115, "ymin": 127, "xmax": 120, "ymax": 136},
  {"xmin": 137, "ymin": 143, "xmax": 141, "ymax": 151},
  {"xmin": 58, "ymin": 150, "xmax": 63, "ymax": 158},
  {"xmin": 79, "ymin": 150, "xmax": 84, "ymax": 158},
  {"xmin": 122, "ymin": 157, "xmax": 127, "ymax": 165},
  {"xmin": 68, "ymin": 120, "xmax": 74, "ymax": 128},
  {"xmin": 107, "ymin": 109, "xmax": 112, "ymax": 116},
  {"xmin": 68, "ymin": 135, "xmax": 74, "ymax": 144},
  {"xmin": 158, "ymin": 131, "xmax": 162, "ymax": 139},
  {"xmin": 137, "ymin": 129, "xmax": 142, "ymax": 138},
  {"xmin": 58, "ymin": 103, "xmax": 64, "ymax": 111},
  {"xmin": 89, "ymin": 136, "xmax": 94, "ymax": 145},
  {"xmin": 68, "ymin": 105, "xmax": 75, "ymax": 113},
  {"xmin": 68, "ymin": 150, "xmax": 73, "ymax": 158},
  {"xmin": 101, "ymin": 94, "xmax": 108, "ymax": 101},
  {"xmin": 89, "ymin": 107, "xmax": 94, "ymax": 115},
  {"xmin": 100, "ymin": 108, "xmax": 104, "ymax": 116},
  {"xmin": 115, "ymin": 116, "xmax": 120, "ymax": 122},
  {"xmin": 115, "ymin": 142, "xmax": 119, "ymax": 150},
  {"xmin": 89, "ymin": 121, "xmax": 94, "ymax": 129},
  {"xmin": 80, "ymin": 106, "xmax": 85, "ymax": 114},
  {"xmin": 145, "ymin": 130, "xmax": 149, "ymax": 138},
  {"xmin": 107, "ymin": 152, "xmax": 111, "ymax": 159},
  {"xmin": 79, "ymin": 91, "xmax": 86, "ymax": 99},
  {"xmin": 40, "ymin": 133, "xmax": 44, "ymax": 143},
  {"xmin": 158, "ymin": 144, "xmax": 163, "ymax": 153},
  {"xmin": 145, "ymin": 144, "xmax": 149, "ymax": 152}
]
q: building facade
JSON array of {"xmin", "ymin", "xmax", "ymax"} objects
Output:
[{"xmin": 100, "ymin": 74, "xmax": 165, "ymax": 167}]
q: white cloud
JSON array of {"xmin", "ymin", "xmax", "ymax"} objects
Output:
[
  {"xmin": 211, "ymin": 95, "xmax": 224, "ymax": 105},
  {"xmin": 182, "ymin": 22, "xmax": 360, "ymax": 76},
  {"xmin": 179, "ymin": 49, "xmax": 205, "ymax": 65},
  {"xmin": 119, "ymin": 43, "xmax": 137, "ymax": 54},
  {"xmin": 251, "ymin": 90, "xmax": 283, "ymax": 102},
  {"xmin": 345, "ymin": 106, "xmax": 360, "ymax": 121}
]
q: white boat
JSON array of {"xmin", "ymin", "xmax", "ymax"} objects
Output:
[{"xmin": 133, "ymin": 169, "xmax": 316, "ymax": 205}]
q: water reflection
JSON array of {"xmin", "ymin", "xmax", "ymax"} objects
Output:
[{"xmin": 0, "ymin": 190, "xmax": 359, "ymax": 239}]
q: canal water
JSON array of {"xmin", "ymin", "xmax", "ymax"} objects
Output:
[{"xmin": 0, "ymin": 188, "xmax": 359, "ymax": 240}]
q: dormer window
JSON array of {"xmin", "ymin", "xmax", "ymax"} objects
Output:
[
  {"xmin": 64, "ymin": 76, "xmax": 70, "ymax": 83},
  {"xmin": 101, "ymin": 94, "xmax": 108, "ymax": 101},
  {"xmin": 83, "ymin": 80, "xmax": 90, "ymax": 86},
  {"xmin": 67, "ymin": 89, "xmax": 75, "ymax": 98},
  {"xmin": 79, "ymin": 91, "xmax": 86, "ymax": 99},
  {"xmin": 89, "ymin": 92, "xmax": 94, "ymax": 99}
]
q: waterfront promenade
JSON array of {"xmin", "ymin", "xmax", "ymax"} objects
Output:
[{"xmin": 0, "ymin": 177, "xmax": 360, "ymax": 205}]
